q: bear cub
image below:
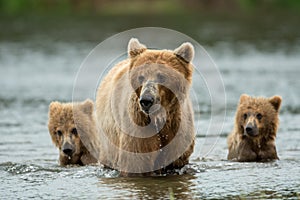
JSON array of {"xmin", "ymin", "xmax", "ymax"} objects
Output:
[
  {"xmin": 227, "ymin": 94, "xmax": 282, "ymax": 162},
  {"xmin": 48, "ymin": 99, "xmax": 98, "ymax": 166}
]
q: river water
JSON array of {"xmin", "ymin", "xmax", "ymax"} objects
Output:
[{"xmin": 0, "ymin": 17, "xmax": 299, "ymax": 199}]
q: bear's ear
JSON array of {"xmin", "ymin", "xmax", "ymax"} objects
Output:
[
  {"xmin": 269, "ymin": 95, "xmax": 282, "ymax": 112},
  {"xmin": 174, "ymin": 42, "xmax": 194, "ymax": 63},
  {"xmin": 239, "ymin": 94, "xmax": 250, "ymax": 104},
  {"xmin": 128, "ymin": 38, "xmax": 147, "ymax": 58},
  {"xmin": 81, "ymin": 99, "xmax": 94, "ymax": 115},
  {"xmin": 49, "ymin": 101, "xmax": 62, "ymax": 116}
]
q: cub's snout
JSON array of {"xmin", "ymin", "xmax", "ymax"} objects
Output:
[
  {"xmin": 62, "ymin": 142, "xmax": 75, "ymax": 156},
  {"xmin": 244, "ymin": 119, "xmax": 258, "ymax": 137}
]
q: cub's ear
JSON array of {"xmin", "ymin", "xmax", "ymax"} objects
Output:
[
  {"xmin": 49, "ymin": 101, "xmax": 62, "ymax": 116},
  {"xmin": 128, "ymin": 38, "xmax": 147, "ymax": 58},
  {"xmin": 174, "ymin": 42, "xmax": 194, "ymax": 63},
  {"xmin": 239, "ymin": 94, "xmax": 250, "ymax": 104},
  {"xmin": 269, "ymin": 95, "xmax": 282, "ymax": 112},
  {"xmin": 81, "ymin": 99, "xmax": 94, "ymax": 115}
]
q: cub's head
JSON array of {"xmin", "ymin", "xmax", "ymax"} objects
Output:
[
  {"xmin": 48, "ymin": 99, "xmax": 94, "ymax": 165},
  {"xmin": 236, "ymin": 94, "xmax": 282, "ymax": 138},
  {"xmin": 127, "ymin": 38, "xmax": 194, "ymax": 116}
]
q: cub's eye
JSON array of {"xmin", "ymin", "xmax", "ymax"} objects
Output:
[
  {"xmin": 256, "ymin": 113, "xmax": 263, "ymax": 120},
  {"xmin": 56, "ymin": 130, "xmax": 62, "ymax": 136},
  {"xmin": 157, "ymin": 73, "xmax": 166, "ymax": 83},
  {"xmin": 138, "ymin": 75, "xmax": 145, "ymax": 84},
  {"xmin": 71, "ymin": 128, "xmax": 78, "ymax": 136},
  {"xmin": 243, "ymin": 114, "xmax": 247, "ymax": 120}
]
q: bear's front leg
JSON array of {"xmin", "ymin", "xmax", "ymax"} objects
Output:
[
  {"xmin": 80, "ymin": 153, "xmax": 98, "ymax": 165},
  {"xmin": 237, "ymin": 139, "xmax": 257, "ymax": 162},
  {"xmin": 258, "ymin": 142, "xmax": 279, "ymax": 161}
]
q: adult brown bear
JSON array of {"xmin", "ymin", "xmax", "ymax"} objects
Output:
[{"xmin": 96, "ymin": 38, "xmax": 195, "ymax": 175}]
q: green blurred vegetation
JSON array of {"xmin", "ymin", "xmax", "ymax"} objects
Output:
[
  {"xmin": 1, "ymin": 0, "xmax": 300, "ymax": 16},
  {"xmin": 0, "ymin": 0, "xmax": 299, "ymax": 48}
]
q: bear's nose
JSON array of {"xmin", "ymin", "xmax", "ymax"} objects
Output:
[
  {"xmin": 62, "ymin": 143, "xmax": 74, "ymax": 156},
  {"xmin": 63, "ymin": 148, "xmax": 74, "ymax": 156},
  {"xmin": 245, "ymin": 123, "xmax": 258, "ymax": 136},
  {"xmin": 246, "ymin": 126, "xmax": 253, "ymax": 134},
  {"xmin": 140, "ymin": 96, "xmax": 154, "ymax": 112}
]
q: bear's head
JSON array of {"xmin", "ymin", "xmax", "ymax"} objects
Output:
[
  {"xmin": 236, "ymin": 94, "xmax": 282, "ymax": 139},
  {"xmin": 127, "ymin": 38, "xmax": 194, "ymax": 121},
  {"xmin": 48, "ymin": 99, "xmax": 94, "ymax": 165}
]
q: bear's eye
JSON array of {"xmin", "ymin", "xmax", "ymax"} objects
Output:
[
  {"xmin": 71, "ymin": 128, "xmax": 78, "ymax": 136},
  {"xmin": 157, "ymin": 73, "xmax": 166, "ymax": 83},
  {"xmin": 138, "ymin": 75, "xmax": 145, "ymax": 84},
  {"xmin": 243, "ymin": 113, "xmax": 247, "ymax": 120},
  {"xmin": 56, "ymin": 130, "xmax": 62, "ymax": 136},
  {"xmin": 256, "ymin": 113, "xmax": 263, "ymax": 120}
]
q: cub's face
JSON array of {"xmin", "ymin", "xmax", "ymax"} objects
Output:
[
  {"xmin": 236, "ymin": 94, "xmax": 282, "ymax": 138},
  {"xmin": 240, "ymin": 108, "xmax": 264, "ymax": 137},
  {"xmin": 51, "ymin": 120, "xmax": 82, "ymax": 161},
  {"xmin": 48, "ymin": 102, "xmax": 83, "ymax": 164}
]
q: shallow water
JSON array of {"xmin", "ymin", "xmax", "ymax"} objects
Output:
[{"xmin": 1, "ymin": 20, "xmax": 300, "ymax": 199}]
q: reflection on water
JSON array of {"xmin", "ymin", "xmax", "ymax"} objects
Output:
[
  {"xmin": 0, "ymin": 17, "xmax": 300, "ymax": 199},
  {"xmin": 99, "ymin": 175, "xmax": 197, "ymax": 199}
]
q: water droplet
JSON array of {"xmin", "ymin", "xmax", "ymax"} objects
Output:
[
  {"xmin": 154, "ymin": 118, "xmax": 160, "ymax": 133},
  {"xmin": 68, "ymin": 156, "xmax": 71, "ymax": 160}
]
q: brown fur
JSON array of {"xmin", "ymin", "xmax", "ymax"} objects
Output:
[
  {"xmin": 227, "ymin": 94, "xmax": 282, "ymax": 162},
  {"xmin": 48, "ymin": 99, "xmax": 98, "ymax": 166},
  {"xmin": 96, "ymin": 38, "xmax": 195, "ymax": 175}
]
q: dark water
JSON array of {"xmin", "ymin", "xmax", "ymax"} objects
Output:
[{"xmin": 0, "ymin": 19, "xmax": 300, "ymax": 199}]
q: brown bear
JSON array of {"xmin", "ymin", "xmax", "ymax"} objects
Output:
[
  {"xmin": 96, "ymin": 38, "xmax": 195, "ymax": 175},
  {"xmin": 227, "ymin": 94, "xmax": 282, "ymax": 162},
  {"xmin": 48, "ymin": 99, "xmax": 98, "ymax": 166}
]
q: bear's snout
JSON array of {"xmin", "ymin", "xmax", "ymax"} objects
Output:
[
  {"xmin": 139, "ymin": 81, "xmax": 160, "ymax": 114},
  {"xmin": 139, "ymin": 95, "xmax": 154, "ymax": 113},
  {"xmin": 245, "ymin": 123, "xmax": 258, "ymax": 137},
  {"xmin": 62, "ymin": 142, "xmax": 74, "ymax": 156}
]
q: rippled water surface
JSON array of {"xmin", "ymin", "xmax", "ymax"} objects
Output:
[{"xmin": 0, "ymin": 18, "xmax": 300, "ymax": 199}]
